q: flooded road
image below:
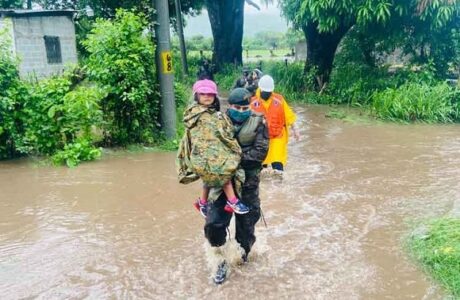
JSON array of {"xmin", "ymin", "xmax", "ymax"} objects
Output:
[{"xmin": 1, "ymin": 105, "xmax": 459, "ymax": 299}]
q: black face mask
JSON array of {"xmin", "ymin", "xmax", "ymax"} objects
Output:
[{"xmin": 260, "ymin": 91, "xmax": 272, "ymax": 100}]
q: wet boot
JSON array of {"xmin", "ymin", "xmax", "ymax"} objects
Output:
[
  {"xmin": 242, "ymin": 252, "xmax": 248, "ymax": 263},
  {"xmin": 213, "ymin": 261, "xmax": 228, "ymax": 284},
  {"xmin": 273, "ymin": 169, "xmax": 284, "ymax": 181}
]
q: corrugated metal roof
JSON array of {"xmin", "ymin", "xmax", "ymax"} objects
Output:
[{"xmin": 0, "ymin": 10, "xmax": 75, "ymax": 18}]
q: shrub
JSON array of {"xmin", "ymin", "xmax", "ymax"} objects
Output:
[
  {"xmin": 372, "ymin": 82, "xmax": 459, "ymax": 123},
  {"xmin": 83, "ymin": 9, "xmax": 160, "ymax": 146},
  {"xmin": 18, "ymin": 71, "xmax": 105, "ymax": 156},
  {"xmin": 264, "ymin": 61, "xmax": 314, "ymax": 102},
  {"xmin": 51, "ymin": 138, "xmax": 102, "ymax": 168},
  {"xmin": 326, "ymin": 63, "xmax": 399, "ymax": 105},
  {"xmin": 0, "ymin": 26, "xmax": 27, "ymax": 159}
]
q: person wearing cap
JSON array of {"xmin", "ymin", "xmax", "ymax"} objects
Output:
[
  {"xmin": 250, "ymin": 75, "xmax": 300, "ymax": 178},
  {"xmin": 197, "ymin": 58, "xmax": 214, "ymax": 80},
  {"xmin": 245, "ymin": 68, "xmax": 263, "ymax": 96},
  {"xmin": 176, "ymin": 79, "xmax": 250, "ymax": 217},
  {"xmin": 233, "ymin": 66, "xmax": 251, "ymax": 89},
  {"xmin": 233, "ymin": 67, "xmax": 264, "ymax": 97},
  {"xmin": 203, "ymin": 87, "xmax": 269, "ymax": 284}
]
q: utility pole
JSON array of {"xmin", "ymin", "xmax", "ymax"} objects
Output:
[
  {"xmin": 153, "ymin": 0, "xmax": 176, "ymax": 139},
  {"xmin": 174, "ymin": 0, "xmax": 188, "ymax": 75}
]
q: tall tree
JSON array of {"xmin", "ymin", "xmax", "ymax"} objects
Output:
[
  {"xmin": 205, "ymin": 0, "xmax": 245, "ymax": 69},
  {"xmin": 280, "ymin": 0, "xmax": 460, "ymax": 88},
  {"xmin": 205, "ymin": 0, "xmax": 273, "ymax": 69}
]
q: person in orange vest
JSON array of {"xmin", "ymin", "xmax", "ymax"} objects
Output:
[{"xmin": 250, "ymin": 75, "xmax": 300, "ymax": 178}]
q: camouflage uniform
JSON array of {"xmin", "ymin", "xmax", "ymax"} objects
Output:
[
  {"xmin": 205, "ymin": 113, "xmax": 269, "ymax": 256},
  {"xmin": 176, "ymin": 103, "xmax": 242, "ymax": 188}
]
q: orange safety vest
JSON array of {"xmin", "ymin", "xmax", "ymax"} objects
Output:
[{"xmin": 250, "ymin": 93, "xmax": 285, "ymax": 138}]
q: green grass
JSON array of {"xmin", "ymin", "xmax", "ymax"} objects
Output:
[
  {"xmin": 324, "ymin": 105, "xmax": 382, "ymax": 124},
  {"xmin": 407, "ymin": 218, "xmax": 460, "ymax": 297},
  {"xmin": 243, "ymin": 48, "xmax": 291, "ymax": 58},
  {"xmin": 188, "ymin": 49, "xmax": 291, "ymax": 60},
  {"xmin": 371, "ymin": 82, "xmax": 460, "ymax": 123}
]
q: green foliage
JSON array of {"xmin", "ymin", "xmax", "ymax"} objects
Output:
[
  {"xmin": 282, "ymin": 0, "xmax": 458, "ymax": 33},
  {"xmin": 0, "ymin": 0, "xmax": 23, "ymax": 8},
  {"xmin": 280, "ymin": 0, "xmax": 460, "ymax": 81},
  {"xmin": 371, "ymin": 81, "xmax": 459, "ymax": 123},
  {"xmin": 19, "ymin": 71, "xmax": 105, "ymax": 155},
  {"xmin": 327, "ymin": 63, "xmax": 397, "ymax": 105},
  {"xmin": 264, "ymin": 61, "xmax": 316, "ymax": 102},
  {"xmin": 0, "ymin": 25, "xmax": 27, "ymax": 159},
  {"xmin": 213, "ymin": 64, "xmax": 241, "ymax": 91},
  {"xmin": 183, "ymin": 35, "xmax": 213, "ymax": 51},
  {"xmin": 83, "ymin": 10, "xmax": 160, "ymax": 146},
  {"xmin": 51, "ymin": 138, "xmax": 102, "ymax": 167},
  {"xmin": 240, "ymin": 29, "xmax": 303, "ymax": 51},
  {"xmin": 407, "ymin": 218, "xmax": 460, "ymax": 297},
  {"xmin": 31, "ymin": 0, "xmax": 204, "ymax": 19},
  {"xmin": 1, "ymin": 26, "xmax": 106, "ymax": 164}
]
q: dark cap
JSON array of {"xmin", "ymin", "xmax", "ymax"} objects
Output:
[{"xmin": 228, "ymin": 88, "xmax": 251, "ymax": 105}]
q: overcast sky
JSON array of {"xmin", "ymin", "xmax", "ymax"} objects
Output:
[{"xmin": 183, "ymin": 3, "xmax": 288, "ymax": 38}]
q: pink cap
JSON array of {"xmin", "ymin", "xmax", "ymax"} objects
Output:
[{"xmin": 192, "ymin": 79, "xmax": 218, "ymax": 95}]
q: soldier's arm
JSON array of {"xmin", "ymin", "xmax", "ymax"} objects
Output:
[{"xmin": 242, "ymin": 122, "xmax": 269, "ymax": 164}]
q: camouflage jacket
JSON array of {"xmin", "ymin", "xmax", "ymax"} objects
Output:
[{"xmin": 176, "ymin": 103, "xmax": 242, "ymax": 187}]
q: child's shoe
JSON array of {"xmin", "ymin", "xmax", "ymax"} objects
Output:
[
  {"xmin": 224, "ymin": 204, "xmax": 234, "ymax": 214},
  {"xmin": 193, "ymin": 199, "xmax": 208, "ymax": 218},
  {"xmin": 213, "ymin": 261, "xmax": 228, "ymax": 284},
  {"xmin": 226, "ymin": 198, "xmax": 249, "ymax": 214}
]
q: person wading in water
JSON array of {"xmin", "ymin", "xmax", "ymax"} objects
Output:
[
  {"xmin": 251, "ymin": 75, "xmax": 300, "ymax": 180},
  {"xmin": 204, "ymin": 87, "xmax": 269, "ymax": 284}
]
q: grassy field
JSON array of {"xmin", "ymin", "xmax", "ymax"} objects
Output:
[{"xmin": 189, "ymin": 49, "xmax": 291, "ymax": 59}]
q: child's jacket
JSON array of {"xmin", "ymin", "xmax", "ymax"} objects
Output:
[{"xmin": 176, "ymin": 103, "xmax": 242, "ymax": 187}]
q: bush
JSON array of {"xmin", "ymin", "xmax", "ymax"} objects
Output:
[
  {"xmin": 264, "ymin": 61, "xmax": 314, "ymax": 102},
  {"xmin": 326, "ymin": 63, "xmax": 399, "ymax": 105},
  {"xmin": 52, "ymin": 138, "xmax": 102, "ymax": 168},
  {"xmin": 83, "ymin": 9, "xmax": 160, "ymax": 146},
  {"xmin": 372, "ymin": 82, "xmax": 459, "ymax": 123},
  {"xmin": 17, "ymin": 70, "xmax": 105, "ymax": 156},
  {"xmin": 0, "ymin": 26, "xmax": 28, "ymax": 159},
  {"xmin": 407, "ymin": 218, "xmax": 460, "ymax": 297},
  {"xmin": 214, "ymin": 64, "xmax": 241, "ymax": 92}
]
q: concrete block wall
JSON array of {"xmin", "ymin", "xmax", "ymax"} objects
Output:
[{"xmin": 13, "ymin": 15, "xmax": 77, "ymax": 79}]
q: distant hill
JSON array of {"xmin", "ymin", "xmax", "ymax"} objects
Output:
[{"xmin": 184, "ymin": 9, "xmax": 288, "ymax": 38}]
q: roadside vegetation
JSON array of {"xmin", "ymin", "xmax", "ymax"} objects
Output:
[
  {"xmin": 0, "ymin": 10, "xmax": 187, "ymax": 166},
  {"xmin": 407, "ymin": 218, "xmax": 460, "ymax": 297}
]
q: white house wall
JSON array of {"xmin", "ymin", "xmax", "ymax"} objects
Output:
[{"xmin": 13, "ymin": 15, "xmax": 77, "ymax": 79}]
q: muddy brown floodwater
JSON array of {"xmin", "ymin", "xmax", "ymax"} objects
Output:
[{"xmin": 1, "ymin": 105, "xmax": 459, "ymax": 299}]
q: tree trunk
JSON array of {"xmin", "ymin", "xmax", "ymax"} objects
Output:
[
  {"xmin": 206, "ymin": 0, "xmax": 245, "ymax": 70},
  {"xmin": 302, "ymin": 21, "xmax": 352, "ymax": 90}
]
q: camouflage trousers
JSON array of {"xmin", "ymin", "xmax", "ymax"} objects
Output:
[{"xmin": 204, "ymin": 168, "xmax": 261, "ymax": 256}]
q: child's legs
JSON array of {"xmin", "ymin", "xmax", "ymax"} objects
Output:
[
  {"xmin": 222, "ymin": 181, "xmax": 237, "ymax": 202},
  {"xmin": 201, "ymin": 184, "xmax": 210, "ymax": 203}
]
